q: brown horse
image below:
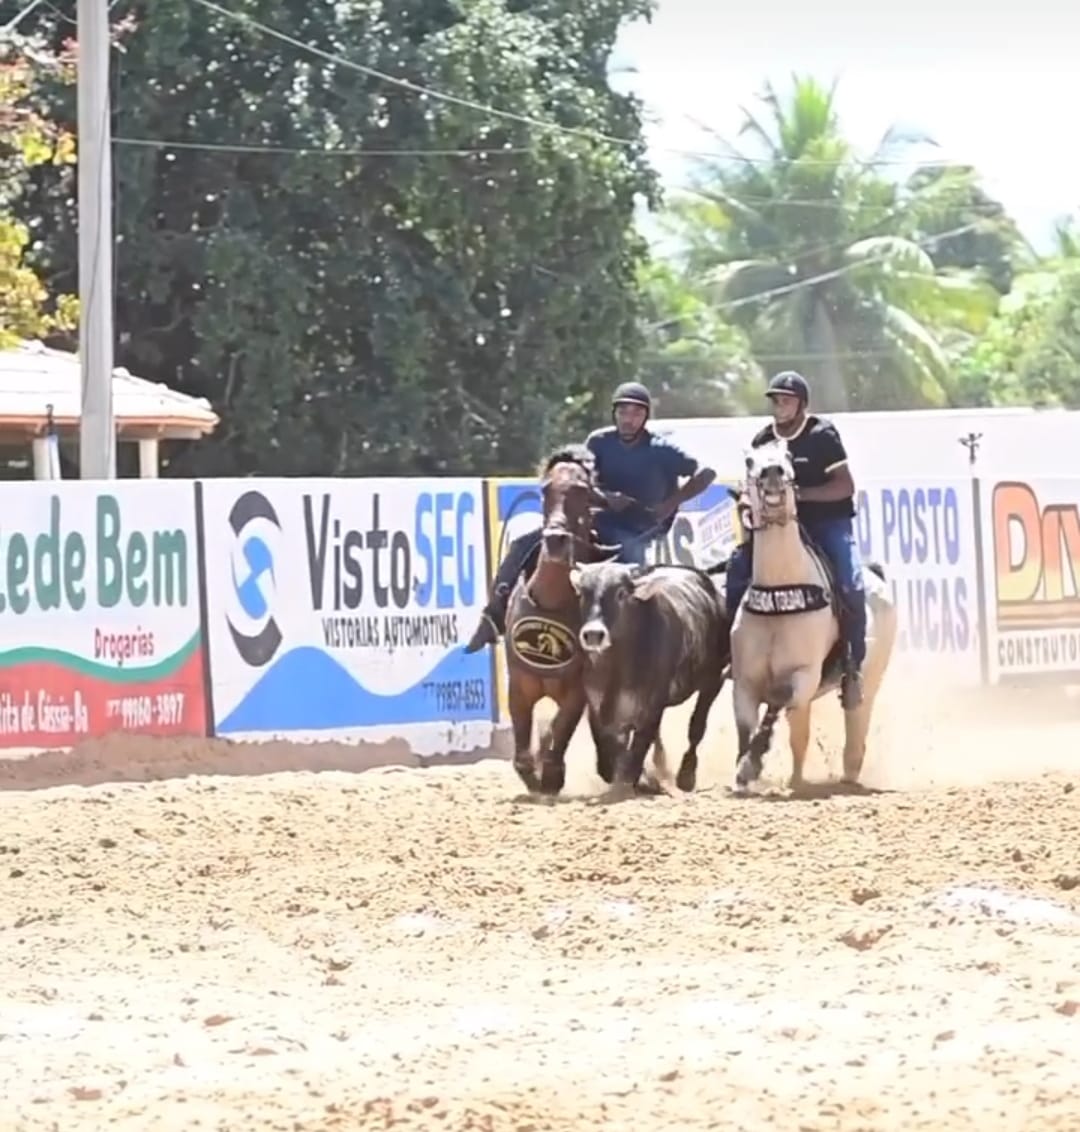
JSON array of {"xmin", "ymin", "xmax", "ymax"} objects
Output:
[{"xmin": 505, "ymin": 444, "xmax": 618, "ymax": 796}]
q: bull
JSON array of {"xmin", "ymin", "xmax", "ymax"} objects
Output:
[{"xmin": 568, "ymin": 560, "xmax": 731, "ymax": 797}]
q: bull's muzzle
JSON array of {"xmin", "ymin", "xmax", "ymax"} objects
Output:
[{"xmin": 579, "ymin": 620, "xmax": 611, "ymax": 653}]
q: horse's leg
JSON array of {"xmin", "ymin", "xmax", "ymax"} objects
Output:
[
  {"xmin": 538, "ymin": 686, "xmax": 586, "ymax": 796},
  {"xmin": 786, "ymin": 703, "xmax": 812, "ymax": 792},
  {"xmin": 731, "ymin": 681, "xmax": 763, "ymax": 792},
  {"xmin": 782, "ymin": 667, "xmax": 821, "ymax": 790},
  {"xmin": 842, "ymin": 606, "xmax": 897, "ymax": 783},
  {"xmin": 677, "ymin": 674, "xmax": 724, "ymax": 793},
  {"xmin": 508, "ymin": 674, "xmax": 543, "ymax": 794},
  {"xmin": 747, "ymin": 703, "xmax": 782, "ymax": 763}
]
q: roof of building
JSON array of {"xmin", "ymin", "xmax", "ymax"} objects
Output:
[{"xmin": 0, "ymin": 340, "xmax": 219, "ymax": 439}]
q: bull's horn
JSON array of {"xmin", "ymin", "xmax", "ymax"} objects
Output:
[{"xmin": 592, "ymin": 541, "xmax": 623, "ymax": 555}]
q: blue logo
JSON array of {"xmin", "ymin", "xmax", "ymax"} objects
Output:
[
  {"xmin": 233, "ymin": 534, "xmax": 275, "ymax": 621},
  {"xmin": 226, "ymin": 491, "xmax": 284, "ymax": 668}
]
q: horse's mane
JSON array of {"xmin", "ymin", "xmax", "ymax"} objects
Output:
[{"xmin": 536, "ymin": 443, "xmax": 597, "ymax": 486}]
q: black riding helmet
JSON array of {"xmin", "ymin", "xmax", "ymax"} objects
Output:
[
  {"xmin": 765, "ymin": 370, "xmax": 810, "ymax": 404},
  {"xmin": 611, "ymin": 381, "xmax": 652, "ymax": 418}
]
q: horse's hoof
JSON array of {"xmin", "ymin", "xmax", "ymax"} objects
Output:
[
  {"xmin": 538, "ymin": 762, "xmax": 566, "ymax": 796},
  {"xmin": 513, "ymin": 760, "xmax": 542, "ymax": 794},
  {"xmin": 675, "ymin": 765, "xmax": 698, "ymax": 793},
  {"xmin": 733, "ymin": 755, "xmax": 758, "ymax": 791}
]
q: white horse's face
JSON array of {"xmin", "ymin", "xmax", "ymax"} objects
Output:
[{"xmin": 744, "ymin": 440, "xmax": 797, "ymax": 525}]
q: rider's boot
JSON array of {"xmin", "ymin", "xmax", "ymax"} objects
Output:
[
  {"xmin": 464, "ymin": 584, "xmax": 511, "ymax": 653},
  {"xmin": 840, "ymin": 655, "xmax": 864, "ymax": 711},
  {"xmin": 838, "ymin": 608, "xmax": 865, "ymax": 711},
  {"xmin": 464, "ymin": 530, "xmax": 543, "ymax": 654}
]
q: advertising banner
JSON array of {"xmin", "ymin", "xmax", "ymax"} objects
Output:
[
  {"xmin": 853, "ymin": 478, "xmax": 980, "ymax": 680},
  {"xmin": 483, "ymin": 477, "xmax": 742, "ymax": 720},
  {"xmin": 982, "ymin": 478, "xmax": 1080, "ymax": 681},
  {"xmin": 0, "ymin": 481, "xmax": 206, "ymax": 748},
  {"xmin": 200, "ymin": 478, "xmax": 493, "ymax": 750}
]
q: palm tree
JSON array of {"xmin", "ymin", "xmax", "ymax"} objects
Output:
[{"xmin": 667, "ymin": 75, "xmax": 998, "ymax": 410}]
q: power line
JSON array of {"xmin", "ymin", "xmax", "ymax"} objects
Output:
[
  {"xmin": 715, "ymin": 220, "xmax": 983, "ymax": 312},
  {"xmin": 192, "ymin": 0, "xmax": 647, "ymax": 154},
  {"xmin": 189, "ymin": 0, "xmax": 985, "ymax": 171},
  {"xmin": 114, "ymin": 136, "xmax": 535, "ymax": 157},
  {"xmin": 0, "ymin": 0, "xmax": 46, "ymax": 37},
  {"xmin": 112, "ymin": 134, "xmax": 1025, "ymax": 210}
]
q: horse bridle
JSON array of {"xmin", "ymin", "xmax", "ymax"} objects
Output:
[{"xmin": 540, "ymin": 470, "xmax": 621, "ymax": 558}]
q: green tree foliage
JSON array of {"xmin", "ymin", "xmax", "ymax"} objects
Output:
[
  {"xmin": 637, "ymin": 259, "xmax": 762, "ymax": 416},
  {"xmin": 662, "ymin": 75, "xmax": 999, "ymax": 412},
  {"xmin": 906, "ymin": 164, "xmax": 1031, "ymax": 294},
  {"xmin": 0, "ymin": 44, "xmax": 78, "ymax": 348},
  {"xmin": 952, "ymin": 266, "xmax": 1080, "ymax": 408},
  {"xmin": 18, "ymin": 0, "xmax": 656, "ymax": 475}
]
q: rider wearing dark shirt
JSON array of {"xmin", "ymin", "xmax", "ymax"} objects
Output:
[
  {"xmin": 464, "ymin": 382, "xmax": 715, "ymax": 654},
  {"xmin": 725, "ymin": 370, "xmax": 867, "ymax": 710}
]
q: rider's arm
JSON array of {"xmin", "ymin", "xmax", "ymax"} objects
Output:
[
  {"xmin": 657, "ymin": 444, "xmax": 716, "ymax": 514},
  {"xmin": 796, "ymin": 425, "xmax": 855, "ymax": 502},
  {"xmin": 586, "ymin": 429, "xmax": 636, "ymax": 509}
]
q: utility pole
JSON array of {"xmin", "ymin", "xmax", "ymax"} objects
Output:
[{"xmin": 77, "ymin": 0, "xmax": 115, "ymax": 478}]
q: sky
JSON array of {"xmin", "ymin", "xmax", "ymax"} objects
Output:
[{"xmin": 610, "ymin": 0, "xmax": 1077, "ymax": 254}]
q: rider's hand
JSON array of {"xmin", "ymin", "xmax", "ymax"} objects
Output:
[
  {"xmin": 650, "ymin": 497, "xmax": 678, "ymax": 522},
  {"xmin": 604, "ymin": 491, "xmax": 634, "ymax": 512}
]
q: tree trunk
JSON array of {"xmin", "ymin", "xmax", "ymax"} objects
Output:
[{"xmin": 806, "ymin": 300, "xmax": 849, "ymax": 411}]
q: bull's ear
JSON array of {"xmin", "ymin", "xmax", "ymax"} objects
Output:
[
  {"xmin": 629, "ymin": 563, "xmax": 658, "ymax": 600},
  {"xmin": 631, "ymin": 571, "xmax": 662, "ymax": 602},
  {"xmin": 568, "ymin": 566, "xmax": 583, "ymax": 593}
]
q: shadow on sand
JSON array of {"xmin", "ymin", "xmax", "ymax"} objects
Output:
[{"xmin": 732, "ymin": 779, "xmax": 897, "ymax": 802}]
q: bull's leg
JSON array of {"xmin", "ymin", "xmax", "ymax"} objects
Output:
[
  {"xmin": 614, "ymin": 712, "xmax": 662, "ymax": 793},
  {"xmin": 676, "ymin": 674, "xmax": 723, "ymax": 793},
  {"xmin": 589, "ymin": 713, "xmax": 620, "ymax": 785},
  {"xmin": 508, "ymin": 675, "xmax": 543, "ymax": 794},
  {"xmin": 538, "ymin": 687, "xmax": 586, "ymax": 796},
  {"xmin": 646, "ymin": 731, "xmax": 677, "ymax": 797},
  {"xmin": 732, "ymin": 682, "xmax": 763, "ymax": 793}
]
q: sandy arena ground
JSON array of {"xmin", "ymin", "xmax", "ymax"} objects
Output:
[{"xmin": 1, "ymin": 669, "xmax": 1079, "ymax": 1131}]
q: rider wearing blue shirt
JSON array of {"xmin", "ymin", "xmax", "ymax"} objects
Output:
[
  {"xmin": 464, "ymin": 381, "xmax": 715, "ymax": 653},
  {"xmin": 724, "ymin": 370, "xmax": 867, "ymax": 710}
]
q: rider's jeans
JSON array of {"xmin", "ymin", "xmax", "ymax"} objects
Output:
[{"xmin": 724, "ymin": 516, "xmax": 867, "ymax": 668}]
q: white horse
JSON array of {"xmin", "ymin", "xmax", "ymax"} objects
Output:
[{"xmin": 729, "ymin": 438, "xmax": 897, "ymax": 793}]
